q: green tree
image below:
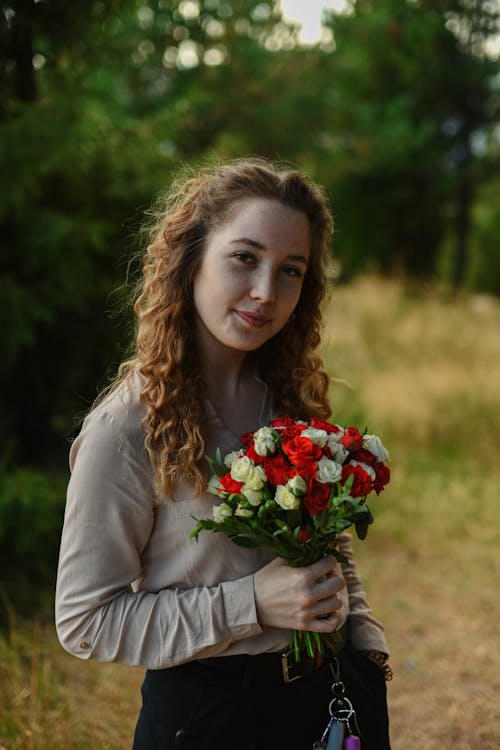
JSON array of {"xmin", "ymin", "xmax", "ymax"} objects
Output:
[
  {"xmin": 0, "ymin": 0, "xmax": 298, "ymax": 465},
  {"xmin": 317, "ymin": 0, "xmax": 500, "ymax": 281},
  {"xmin": 1, "ymin": 0, "xmax": 167, "ymax": 463}
]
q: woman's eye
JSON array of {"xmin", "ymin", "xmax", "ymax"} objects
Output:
[
  {"xmin": 281, "ymin": 266, "xmax": 302, "ymax": 278},
  {"xmin": 233, "ymin": 252, "xmax": 255, "ymax": 264}
]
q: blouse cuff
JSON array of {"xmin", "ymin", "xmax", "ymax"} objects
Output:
[{"xmin": 221, "ymin": 574, "xmax": 263, "ymax": 640}]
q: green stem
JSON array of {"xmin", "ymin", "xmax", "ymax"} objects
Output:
[
  {"xmin": 304, "ymin": 631, "xmax": 315, "ymax": 659},
  {"xmin": 312, "ymin": 630, "xmax": 323, "ymax": 655},
  {"xmin": 291, "ymin": 629, "xmax": 300, "ymax": 662}
]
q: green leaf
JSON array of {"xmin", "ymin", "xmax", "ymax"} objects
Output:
[
  {"xmin": 343, "ymin": 474, "xmax": 354, "ymax": 492},
  {"xmin": 228, "ymin": 533, "xmax": 263, "ymax": 548},
  {"xmin": 204, "ymin": 453, "xmax": 225, "ymax": 477},
  {"xmin": 328, "ymin": 546, "xmax": 348, "ymax": 564},
  {"xmin": 355, "ymin": 521, "xmax": 370, "ymax": 540}
]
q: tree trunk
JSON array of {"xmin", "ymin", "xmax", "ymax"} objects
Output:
[{"xmin": 453, "ymin": 147, "xmax": 472, "ymax": 289}]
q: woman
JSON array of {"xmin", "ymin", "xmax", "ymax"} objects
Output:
[{"xmin": 56, "ymin": 158, "xmax": 391, "ymax": 749}]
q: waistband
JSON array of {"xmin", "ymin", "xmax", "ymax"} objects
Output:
[{"xmin": 198, "ymin": 624, "xmax": 347, "ymax": 684}]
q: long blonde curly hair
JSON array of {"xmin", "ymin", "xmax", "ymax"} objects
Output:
[{"xmin": 116, "ymin": 158, "xmax": 334, "ymax": 498}]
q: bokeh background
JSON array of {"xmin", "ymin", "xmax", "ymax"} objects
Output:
[{"xmin": 1, "ymin": 1, "xmax": 500, "ymax": 748}]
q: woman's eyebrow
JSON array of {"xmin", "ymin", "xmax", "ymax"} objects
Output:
[
  {"xmin": 230, "ymin": 237, "xmax": 308, "ymax": 265},
  {"xmin": 230, "ymin": 237, "xmax": 265, "ymax": 249}
]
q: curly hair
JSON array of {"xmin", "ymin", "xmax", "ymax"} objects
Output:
[{"xmin": 116, "ymin": 158, "xmax": 334, "ymax": 499}]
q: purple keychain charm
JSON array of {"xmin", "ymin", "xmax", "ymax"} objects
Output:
[{"xmin": 344, "ymin": 736, "xmax": 361, "ymax": 750}]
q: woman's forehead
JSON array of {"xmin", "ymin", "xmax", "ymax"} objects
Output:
[{"xmin": 206, "ymin": 197, "xmax": 311, "ymax": 258}]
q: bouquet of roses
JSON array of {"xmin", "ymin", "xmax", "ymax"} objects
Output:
[{"xmin": 191, "ymin": 416, "xmax": 390, "ymax": 661}]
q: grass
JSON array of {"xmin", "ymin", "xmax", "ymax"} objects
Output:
[
  {"xmin": 323, "ymin": 277, "xmax": 500, "ymax": 749},
  {"xmin": 1, "ymin": 276, "xmax": 500, "ymax": 749},
  {"xmin": 0, "ymin": 605, "xmax": 142, "ymax": 749}
]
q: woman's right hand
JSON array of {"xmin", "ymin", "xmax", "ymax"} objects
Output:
[{"xmin": 253, "ymin": 556, "xmax": 346, "ymax": 633}]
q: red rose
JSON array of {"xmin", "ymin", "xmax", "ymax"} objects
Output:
[
  {"xmin": 340, "ymin": 427, "xmax": 364, "ymax": 451},
  {"xmin": 291, "ymin": 462, "xmax": 317, "ymax": 481},
  {"xmin": 263, "ymin": 455, "xmax": 293, "ymax": 486},
  {"xmin": 219, "ymin": 473, "xmax": 244, "ymax": 494},
  {"xmin": 282, "ymin": 424, "xmax": 308, "ymax": 440},
  {"xmin": 282, "ymin": 436, "xmax": 322, "ymax": 468},
  {"xmin": 241, "ymin": 431, "xmax": 255, "ymax": 448},
  {"xmin": 351, "ymin": 448, "xmax": 377, "ymax": 465},
  {"xmin": 269, "ymin": 415, "xmax": 296, "ymax": 428},
  {"xmin": 310, "ymin": 418, "xmax": 341, "ymax": 434},
  {"xmin": 304, "ymin": 479, "xmax": 330, "ymax": 516},
  {"xmin": 373, "ymin": 463, "xmax": 390, "ymax": 494},
  {"xmin": 245, "ymin": 444, "xmax": 267, "ymax": 465},
  {"xmin": 341, "ymin": 464, "xmax": 373, "ymax": 498},
  {"xmin": 297, "ymin": 526, "xmax": 311, "ymax": 543}
]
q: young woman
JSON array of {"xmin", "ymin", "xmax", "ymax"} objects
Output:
[{"xmin": 55, "ymin": 159, "xmax": 391, "ymax": 749}]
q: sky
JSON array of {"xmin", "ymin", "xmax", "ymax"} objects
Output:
[
  {"xmin": 280, "ymin": 0, "xmax": 500, "ymax": 58},
  {"xmin": 280, "ymin": 0, "xmax": 351, "ymax": 44}
]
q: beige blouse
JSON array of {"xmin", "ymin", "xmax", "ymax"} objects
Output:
[{"xmin": 55, "ymin": 377, "xmax": 388, "ymax": 669}]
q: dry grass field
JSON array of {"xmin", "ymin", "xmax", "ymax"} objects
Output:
[{"xmin": 1, "ymin": 277, "xmax": 499, "ymax": 749}]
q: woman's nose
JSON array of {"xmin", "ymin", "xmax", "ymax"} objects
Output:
[{"xmin": 250, "ymin": 269, "xmax": 276, "ymax": 303}]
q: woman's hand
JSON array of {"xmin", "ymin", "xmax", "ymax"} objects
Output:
[{"xmin": 253, "ymin": 556, "xmax": 345, "ymax": 633}]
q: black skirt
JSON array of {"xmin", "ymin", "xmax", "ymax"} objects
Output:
[{"xmin": 132, "ymin": 644, "xmax": 391, "ymax": 750}]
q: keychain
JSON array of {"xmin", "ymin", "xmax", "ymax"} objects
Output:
[
  {"xmin": 312, "ymin": 658, "xmax": 361, "ymax": 750},
  {"xmin": 344, "ymin": 737, "xmax": 361, "ymax": 750}
]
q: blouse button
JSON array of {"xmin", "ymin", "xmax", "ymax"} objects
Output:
[{"xmin": 79, "ymin": 641, "xmax": 91, "ymax": 650}]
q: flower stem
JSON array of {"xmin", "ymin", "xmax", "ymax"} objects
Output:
[
  {"xmin": 304, "ymin": 631, "xmax": 315, "ymax": 659},
  {"xmin": 312, "ymin": 630, "xmax": 323, "ymax": 655}
]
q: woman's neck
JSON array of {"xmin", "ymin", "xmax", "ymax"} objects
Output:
[
  {"xmin": 203, "ymin": 354, "xmax": 255, "ymax": 403},
  {"xmin": 195, "ymin": 326, "xmax": 255, "ymax": 400}
]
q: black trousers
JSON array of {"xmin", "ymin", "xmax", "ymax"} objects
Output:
[{"xmin": 132, "ymin": 646, "xmax": 391, "ymax": 750}]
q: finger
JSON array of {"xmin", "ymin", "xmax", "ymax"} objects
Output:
[
  {"xmin": 310, "ymin": 556, "xmax": 340, "ymax": 583},
  {"xmin": 315, "ymin": 574, "xmax": 346, "ymax": 600},
  {"xmin": 312, "ymin": 555, "xmax": 337, "ymax": 574},
  {"xmin": 309, "ymin": 611, "xmax": 341, "ymax": 633},
  {"xmin": 311, "ymin": 594, "xmax": 343, "ymax": 619}
]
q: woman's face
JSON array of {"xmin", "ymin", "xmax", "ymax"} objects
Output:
[{"xmin": 193, "ymin": 197, "xmax": 311, "ymax": 357}]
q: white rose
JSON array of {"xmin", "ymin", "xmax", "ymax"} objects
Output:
[
  {"xmin": 275, "ymin": 484, "xmax": 300, "ymax": 510},
  {"xmin": 301, "ymin": 427, "xmax": 328, "ymax": 447},
  {"xmin": 253, "ymin": 426, "xmax": 276, "ymax": 457},
  {"xmin": 235, "ymin": 503, "xmax": 254, "ymax": 518},
  {"xmin": 350, "ymin": 460, "xmax": 376, "ymax": 480},
  {"xmin": 362, "ymin": 434, "xmax": 390, "ymax": 463},
  {"xmin": 316, "ymin": 456, "xmax": 343, "ymax": 484},
  {"xmin": 244, "ymin": 464, "xmax": 267, "ymax": 491},
  {"xmin": 213, "ymin": 502, "xmax": 233, "ymax": 523},
  {"xmin": 327, "ymin": 437, "xmax": 349, "ymax": 463},
  {"xmin": 230, "ymin": 456, "xmax": 255, "ymax": 484},
  {"xmin": 224, "ymin": 449, "xmax": 244, "ymax": 468},
  {"xmin": 207, "ymin": 475, "xmax": 222, "ymax": 496},
  {"xmin": 242, "ymin": 486, "xmax": 263, "ymax": 506},
  {"xmin": 327, "ymin": 428, "xmax": 344, "ymax": 444},
  {"xmin": 287, "ymin": 474, "xmax": 307, "ymax": 496}
]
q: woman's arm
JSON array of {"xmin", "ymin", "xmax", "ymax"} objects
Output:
[
  {"xmin": 337, "ymin": 532, "xmax": 389, "ymax": 655},
  {"xmin": 55, "ymin": 398, "xmax": 262, "ymax": 670}
]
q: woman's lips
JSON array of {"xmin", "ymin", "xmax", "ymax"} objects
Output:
[{"xmin": 234, "ymin": 310, "xmax": 270, "ymax": 328}]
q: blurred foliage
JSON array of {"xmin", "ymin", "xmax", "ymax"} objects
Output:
[
  {"xmin": 0, "ymin": 0, "xmax": 499, "ymax": 599},
  {"xmin": 0, "ymin": 465, "xmax": 67, "ymax": 615}
]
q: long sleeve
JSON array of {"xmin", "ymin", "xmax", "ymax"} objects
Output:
[
  {"xmin": 337, "ymin": 532, "xmax": 389, "ymax": 655},
  {"xmin": 55, "ymin": 388, "xmax": 263, "ymax": 670}
]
